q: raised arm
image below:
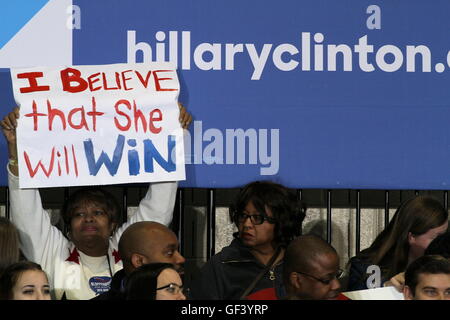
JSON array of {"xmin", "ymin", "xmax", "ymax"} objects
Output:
[
  {"xmin": 1, "ymin": 107, "xmax": 19, "ymax": 176},
  {"xmin": 113, "ymin": 181, "xmax": 178, "ymax": 242},
  {"xmin": 113, "ymin": 102, "xmax": 191, "ymax": 239},
  {"xmin": 131, "ymin": 181, "xmax": 177, "ymax": 226},
  {"xmin": 1, "ymin": 108, "xmax": 67, "ymax": 273}
]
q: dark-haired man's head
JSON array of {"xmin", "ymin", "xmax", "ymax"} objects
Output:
[{"xmin": 403, "ymin": 255, "xmax": 450, "ymax": 300}]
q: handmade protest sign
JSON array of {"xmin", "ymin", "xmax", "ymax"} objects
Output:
[{"xmin": 10, "ymin": 63, "xmax": 185, "ymax": 188}]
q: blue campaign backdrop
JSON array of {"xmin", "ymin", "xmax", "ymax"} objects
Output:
[{"xmin": 1, "ymin": 0, "xmax": 450, "ymax": 189}]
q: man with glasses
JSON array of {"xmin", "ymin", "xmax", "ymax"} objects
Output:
[{"xmin": 283, "ymin": 235, "xmax": 346, "ymax": 300}]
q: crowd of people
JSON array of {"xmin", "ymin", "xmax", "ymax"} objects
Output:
[{"xmin": 0, "ymin": 106, "xmax": 449, "ymax": 301}]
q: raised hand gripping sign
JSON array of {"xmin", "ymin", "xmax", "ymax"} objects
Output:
[{"xmin": 10, "ymin": 63, "xmax": 185, "ymax": 188}]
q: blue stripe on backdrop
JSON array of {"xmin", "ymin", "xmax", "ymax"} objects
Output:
[
  {"xmin": 0, "ymin": 1, "xmax": 50, "ymax": 49},
  {"xmin": 1, "ymin": 0, "xmax": 450, "ymax": 188}
]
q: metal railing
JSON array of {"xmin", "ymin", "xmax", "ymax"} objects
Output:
[{"xmin": 2, "ymin": 187, "xmax": 449, "ymax": 260}]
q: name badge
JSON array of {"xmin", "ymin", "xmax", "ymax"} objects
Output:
[{"xmin": 89, "ymin": 276, "xmax": 112, "ymax": 295}]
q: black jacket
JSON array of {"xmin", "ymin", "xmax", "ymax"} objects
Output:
[
  {"xmin": 188, "ymin": 239, "xmax": 284, "ymax": 300},
  {"xmin": 347, "ymin": 257, "xmax": 389, "ymax": 291}
]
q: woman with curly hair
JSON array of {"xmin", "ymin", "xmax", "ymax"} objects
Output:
[{"xmin": 189, "ymin": 180, "xmax": 305, "ymax": 299}]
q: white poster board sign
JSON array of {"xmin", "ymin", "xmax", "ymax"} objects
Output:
[
  {"xmin": 10, "ymin": 63, "xmax": 185, "ymax": 188},
  {"xmin": 343, "ymin": 287, "xmax": 405, "ymax": 300}
]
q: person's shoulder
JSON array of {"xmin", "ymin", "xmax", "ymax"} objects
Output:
[
  {"xmin": 218, "ymin": 238, "xmax": 253, "ymax": 260},
  {"xmin": 347, "ymin": 254, "xmax": 376, "ymax": 283},
  {"xmin": 203, "ymin": 239, "xmax": 250, "ymax": 265},
  {"xmin": 110, "ymin": 269, "xmax": 126, "ymax": 285},
  {"xmin": 349, "ymin": 256, "xmax": 364, "ymax": 265},
  {"xmin": 349, "ymin": 257, "xmax": 373, "ymax": 274},
  {"xmin": 206, "ymin": 244, "xmax": 235, "ymax": 263},
  {"xmin": 349, "ymin": 250, "xmax": 373, "ymax": 266}
]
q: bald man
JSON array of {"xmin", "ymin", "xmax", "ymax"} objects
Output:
[
  {"xmin": 93, "ymin": 221, "xmax": 185, "ymax": 300},
  {"xmin": 283, "ymin": 235, "xmax": 345, "ymax": 300}
]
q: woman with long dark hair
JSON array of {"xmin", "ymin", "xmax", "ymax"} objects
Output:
[
  {"xmin": 0, "ymin": 217, "xmax": 21, "ymax": 276},
  {"xmin": 125, "ymin": 262, "xmax": 185, "ymax": 300},
  {"xmin": 347, "ymin": 195, "xmax": 448, "ymax": 291}
]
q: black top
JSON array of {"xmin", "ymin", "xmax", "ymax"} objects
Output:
[{"xmin": 188, "ymin": 239, "xmax": 284, "ymax": 300}]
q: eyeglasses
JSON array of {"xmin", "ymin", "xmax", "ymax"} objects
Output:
[
  {"xmin": 295, "ymin": 269, "xmax": 344, "ymax": 285},
  {"xmin": 234, "ymin": 212, "xmax": 276, "ymax": 225},
  {"xmin": 156, "ymin": 283, "xmax": 184, "ymax": 295}
]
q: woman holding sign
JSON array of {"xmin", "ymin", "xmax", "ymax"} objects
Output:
[{"xmin": 0, "ymin": 105, "xmax": 191, "ymax": 300}]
